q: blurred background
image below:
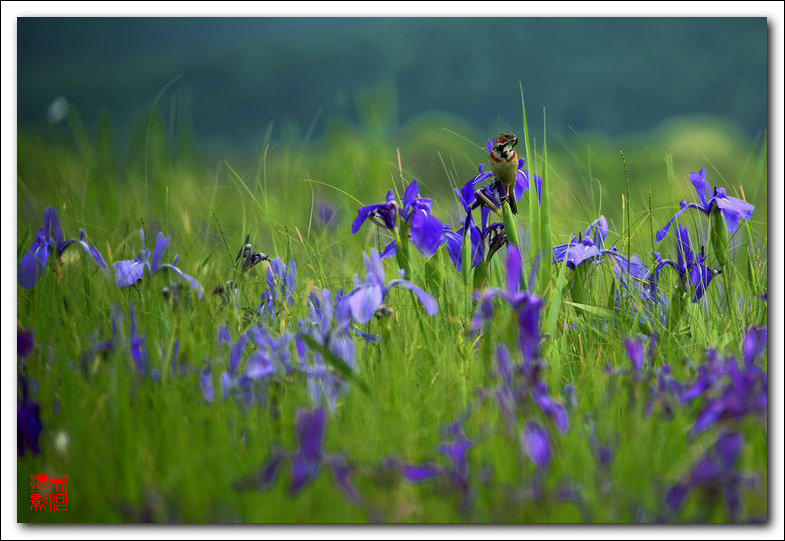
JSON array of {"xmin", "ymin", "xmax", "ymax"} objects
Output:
[
  {"xmin": 17, "ymin": 17, "xmax": 768, "ymax": 245},
  {"xmin": 18, "ymin": 18, "xmax": 767, "ymax": 152}
]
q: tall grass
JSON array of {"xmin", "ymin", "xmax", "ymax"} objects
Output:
[{"xmin": 16, "ymin": 91, "xmax": 767, "ymax": 523}]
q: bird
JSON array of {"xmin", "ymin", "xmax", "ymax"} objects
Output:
[{"xmin": 488, "ymin": 131, "xmax": 520, "ymax": 214}]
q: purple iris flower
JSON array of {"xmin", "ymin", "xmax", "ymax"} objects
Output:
[
  {"xmin": 401, "ymin": 463, "xmax": 441, "ymax": 481},
  {"xmin": 351, "ymin": 179, "xmax": 446, "ymax": 257},
  {"xmin": 290, "ymin": 406, "xmax": 326, "ymax": 493},
  {"xmin": 438, "ymin": 421, "xmax": 473, "ymax": 480},
  {"xmin": 494, "ymin": 344, "xmax": 569, "ymax": 432},
  {"xmin": 199, "ymin": 325, "xmax": 241, "ymax": 402},
  {"xmin": 345, "ymin": 249, "xmax": 437, "ymax": 324},
  {"xmin": 259, "ymin": 257, "xmax": 297, "ymax": 317},
  {"xmin": 306, "ymin": 287, "xmax": 378, "ymax": 344},
  {"xmin": 236, "ymin": 406, "xmax": 359, "ymax": 502},
  {"xmin": 592, "ymin": 439, "xmax": 614, "ymax": 469},
  {"xmin": 742, "ymin": 326, "xmax": 767, "ymax": 367},
  {"xmin": 444, "ymin": 203, "xmax": 506, "ymax": 271},
  {"xmin": 212, "ymin": 326, "xmax": 250, "ymax": 400},
  {"xmin": 607, "ymin": 334, "xmax": 680, "ymax": 418},
  {"xmin": 604, "ymin": 248, "xmax": 654, "ymax": 293},
  {"xmin": 224, "ymin": 326, "xmax": 248, "ymax": 377},
  {"xmin": 292, "ymin": 406, "xmax": 360, "ymax": 501},
  {"xmin": 297, "ymin": 288, "xmax": 377, "ymax": 409},
  {"xmin": 352, "ymin": 188, "xmax": 398, "ymax": 233},
  {"xmin": 460, "ymin": 153, "xmax": 542, "ymax": 210},
  {"xmin": 459, "ymin": 161, "xmax": 499, "ymax": 211},
  {"xmin": 239, "ymin": 326, "xmax": 289, "ymax": 406},
  {"xmin": 552, "ymin": 217, "xmax": 669, "ymax": 310},
  {"xmin": 18, "ymin": 375, "xmax": 43, "ymax": 456},
  {"xmin": 447, "ymin": 159, "xmax": 540, "ymax": 270},
  {"xmin": 666, "ymin": 431, "xmax": 756, "ymax": 519},
  {"xmin": 126, "ymin": 304, "xmax": 148, "ymax": 373},
  {"xmin": 677, "ymin": 328, "xmax": 767, "ymax": 434},
  {"xmin": 399, "ymin": 420, "xmax": 474, "ymax": 514},
  {"xmin": 86, "ymin": 304, "xmax": 148, "ymax": 373},
  {"xmin": 202, "ymin": 324, "xmax": 289, "ymax": 407},
  {"xmin": 17, "ymin": 328, "xmax": 35, "ymax": 358},
  {"xmin": 602, "ymin": 249, "xmax": 673, "ymax": 326},
  {"xmin": 125, "ymin": 305, "xmax": 147, "ymax": 372},
  {"xmin": 471, "ymin": 245, "xmax": 544, "ymax": 363},
  {"xmin": 685, "ymin": 355, "xmax": 767, "ymax": 435},
  {"xmin": 679, "ymin": 349, "xmax": 723, "ymax": 403},
  {"xmin": 249, "ymin": 324, "xmax": 293, "ymax": 375},
  {"xmin": 656, "ymin": 169, "xmax": 754, "ymax": 241},
  {"xmin": 653, "ymin": 224, "xmax": 720, "ymax": 302},
  {"xmin": 113, "ymin": 229, "xmax": 202, "ymax": 298},
  {"xmin": 624, "ymin": 336, "xmax": 646, "ymax": 373},
  {"xmin": 532, "ymin": 381, "xmax": 570, "ymax": 432},
  {"xmin": 608, "ymin": 334, "xmax": 649, "ymax": 376},
  {"xmin": 551, "ymin": 216, "xmax": 608, "ymax": 268},
  {"xmin": 315, "ymin": 200, "xmax": 338, "ymax": 229},
  {"xmin": 199, "ymin": 368, "xmax": 214, "ymax": 403},
  {"xmin": 521, "ymin": 420, "xmax": 551, "ymax": 467},
  {"xmin": 552, "ymin": 216, "xmax": 655, "ymax": 297},
  {"xmin": 444, "ymin": 222, "xmax": 483, "ymax": 271},
  {"xmin": 18, "ymin": 206, "xmax": 106, "ymax": 288}
]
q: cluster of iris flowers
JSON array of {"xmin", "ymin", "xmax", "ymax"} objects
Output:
[
  {"xmin": 17, "ymin": 159, "xmax": 764, "ymax": 522},
  {"xmin": 114, "ymin": 228, "xmax": 203, "ymax": 297},
  {"xmin": 17, "ymin": 206, "xmax": 106, "ymax": 288},
  {"xmin": 350, "ymin": 144, "xmax": 543, "ymax": 275},
  {"xmin": 351, "ymin": 179, "xmax": 446, "ymax": 259},
  {"xmin": 602, "ymin": 326, "xmax": 768, "ymax": 520}
]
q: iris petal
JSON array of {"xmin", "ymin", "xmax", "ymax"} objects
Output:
[
  {"xmin": 689, "ymin": 169, "xmax": 712, "ymax": 207},
  {"xmin": 409, "ymin": 210, "xmax": 444, "ymax": 255},
  {"xmin": 346, "ymin": 284, "xmax": 384, "ymax": 323},
  {"xmin": 402, "ymin": 463, "xmax": 441, "ymax": 481},
  {"xmin": 113, "ymin": 259, "xmax": 145, "ymax": 287},
  {"xmin": 388, "ymin": 279, "xmax": 438, "ymax": 315},
  {"xmin": 521, "ymin": 420, "xmax": 551, "ymax": 467}
]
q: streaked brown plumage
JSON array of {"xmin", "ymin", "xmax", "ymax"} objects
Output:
[{"xmin": 489, "ymin": 131, "xmax": 520, "ymax": 214}]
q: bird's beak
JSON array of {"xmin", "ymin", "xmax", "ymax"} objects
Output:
[{"xmin": 511, "ymin": 136, "xmax": 519, "ymax": 147}]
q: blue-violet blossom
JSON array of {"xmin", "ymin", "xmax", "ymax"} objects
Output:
[
  {"xmin": 345, "ymin": 249, "xmax": 438, "ymax": 323},
  {"xmin": 656, "ymin": 169, "xmax": 754, "ymax": 241},
  {"xmin": 351, "ymin": 179, "xmax": 446, "ymax": 257},
  {"xmin": 113, "ymin": 229, "xmax": 202, "ymax": 297},
  {"xmin": 653, "ymin": 224, "xmax": 720, "ymax": 302},
  {"xmin": 18, "ymin": 206, "xmax": 106, "ymax": 288}
]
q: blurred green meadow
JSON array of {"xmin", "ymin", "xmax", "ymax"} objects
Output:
[{"xmin": 16, "ymin": 87, "xmax": 767, "ymax": 522}]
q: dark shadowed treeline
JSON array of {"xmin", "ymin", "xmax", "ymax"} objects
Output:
[{"xmin": 18, "ymin": 18, "xmax": 767, "ymax": 157}]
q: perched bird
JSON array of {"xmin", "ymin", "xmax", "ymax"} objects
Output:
[
  {"xmin": 235, "ymin": 233, "xmax": 269, "ymax": 272},
  {"xmin": 489, "ymin": 131, "xmax": 520, "ymax": 214}
]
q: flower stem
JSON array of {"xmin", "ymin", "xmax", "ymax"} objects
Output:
[
  {"xmin": 393, "ymin": 226, "xmax": 413, "ymax": 280},
  {"xmin": 461, "ymin": 227, "xmax": 472, "ymax": 288},
  {"xmin": 501, "ymin": 200, "xmax": 520, "ymax": 248}
]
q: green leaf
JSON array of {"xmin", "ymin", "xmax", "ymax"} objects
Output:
[
  {"xmin": 501, "ymin": 200, "xmax": 520, "ymax": 248},
  {"xmin": 461, "ymin": 227, "xmax": 472, "ymax": 287},
  {"xmin": 563, "ymin": 300, "xmax": 620, "ymax": 320},
  {"xmin": 544, "ymin": 257, "xmax": 571, "ymax": 338},
  {"xmin": 473, "ymin": 260, "xmax": 489, "ymax": 290},
  {"xmin": 711, "ymin": 210, "xmax": 729, "ymax": 267}
]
